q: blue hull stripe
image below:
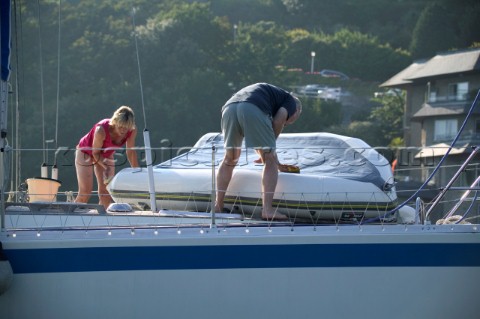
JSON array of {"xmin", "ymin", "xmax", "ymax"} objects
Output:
[{"xmin": 5, "ymin": 243, "xmax": 480, "ymax": 274}]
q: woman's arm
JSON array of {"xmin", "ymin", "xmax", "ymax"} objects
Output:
[
  {"xmin": 125, "ymin": 127, "xmax": 139, "ymax": 168},
  {"xmin": 92, "ymin": 125, "xmax": 108, "ymax": 170}
]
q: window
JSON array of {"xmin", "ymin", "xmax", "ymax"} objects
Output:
[
  {"xmin": 448, "ymin": 82, "xmax": 469, "ymax": 101},
  {"xmin": 427, "ymin": 82, "xmax": 437, "ymax": 102},
  {"xmin": 434, "ymin": 119, "xmax": 457, "ymax": 141}
]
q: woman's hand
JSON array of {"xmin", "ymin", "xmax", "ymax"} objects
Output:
[
  {"xmin": 125, "ymin": 126, "xmax": 139, "ymax": 168},
  {"xmin": 103, "ymin": 173, "xmax": 113, "ymax": 185}
]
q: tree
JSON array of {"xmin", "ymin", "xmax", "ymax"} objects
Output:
[
  {"xmin": 225, "ymin": 21, "xmax": 291, "ymax": 87},
  {"xmin": 289, "ymin": 98, "xmax": 343, "ymax": 134},
  {"xmin": 410, "ymin": 2, "xmax": 456, "ymax": 59},
  {"xmin": 369, "ymin": 92, "xmax": 405, "ymax": 146},
  {"xmin": 284, "ymin": 28, "xmax": 411, "ymax": 82},
  {"xmin": 410, "ymin": 0, "xmax": 480, "ymax": 59},
  {"xmin": 318, "ymin": 28, "xmax": 411, "ymax": 82},
  {"xmin": 133, "ymin": 2, "xmax": 231, "ymax": 146}
]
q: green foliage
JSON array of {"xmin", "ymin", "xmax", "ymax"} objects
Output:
[
  {"xmin": 280, "ymin": 0, "xmax": 431, "ymax": 50},
  {"xmin": 282, "ymin": 27, "xmax": 412, "ymax": 82},
  {"xmin": 410, "ymin": 2, "xmax": 455, "ymax": 59},
  {"xmin": 131, "ymin": 2, "xmax": 231, "ymax": 145},
  {"xmin": 410, "ymin": 0, "xmax": 480, "ymax": 59},
  {"xmin": 369, "ymin": 93, "xmax": 405, "ymax": 145},
  {"xmin": 317, "ymin": 29, "xmax": 411, "ymax": 81},
  {"xmin": 326, "ymin": 91, "xmax": 405, "ymax": 146},
  {"xmin": 348, "ymin": 121, "xmax": 384, "ymax": 146},
  {"xmin": 390, "ymin": 137, "xmax": 405, "ymax": 148},
  {"xmin": 290, "ymin": 98, "xmax": 343, "ymax": 133}
]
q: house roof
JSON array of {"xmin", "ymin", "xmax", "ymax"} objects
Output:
[
  {"xmin": 411, "ymin": 102, "xmax": 480, "ymax": 120},
  {"xmin": 380, "ymin": 59, "xmax": 428, "ymax": 87},
  {"xmin": 381, "ymin": 48, "xmax": 480, "ymax": 87},
  {"xmin": 414, "ymin": 143, "xmax": 470, "ymax": 158}
]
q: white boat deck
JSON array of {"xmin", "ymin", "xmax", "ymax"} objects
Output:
[{"xmin": 2, "ymin": 200, "xmax": 479, "ymax": 234}]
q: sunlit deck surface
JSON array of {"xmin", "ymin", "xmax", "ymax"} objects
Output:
[{"xmin": 3, "ymin": 200, "xmax": 405, "ymax": 233}]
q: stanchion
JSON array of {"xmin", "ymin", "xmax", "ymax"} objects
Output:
[{"xmin": 210, "ymin": 145, "xmax": 216, "ymax": 229}]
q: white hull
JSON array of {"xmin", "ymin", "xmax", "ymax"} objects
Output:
[{"xmin": 1, "ymin": 222, "xmax": 480, "ymax": 319}]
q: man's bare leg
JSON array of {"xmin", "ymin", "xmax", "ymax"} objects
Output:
[
  {"xmin": 260, "ymin": 150, "xmax": 287, "ymax": 220},
  {"xmin": 215, "ymin": 148, "xmax": 240, "ymax": 213}
]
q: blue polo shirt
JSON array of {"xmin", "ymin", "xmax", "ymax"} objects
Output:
[{"xmin": 223, "ymin": 83, "xmax": 297, "ymax": 119}]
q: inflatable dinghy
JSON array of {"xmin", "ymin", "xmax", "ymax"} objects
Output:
[{"xmin": 109, "ymin": 132, "xmax": 403, "ymax": 222}]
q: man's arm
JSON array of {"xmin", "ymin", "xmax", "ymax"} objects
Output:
[{"xmin": 272, "ymin": 107, "xmax": 288, "ymax": 138}]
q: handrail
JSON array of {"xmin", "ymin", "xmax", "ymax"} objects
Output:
[
  {"xmin": 444, "ymin": 174, "xmax": 480, "ymax": 219},
  {"xmin": 384, "ymin": 89, "xmax": 480, "ymax": 220},
  {"xmin": 424, "ymin": 146, "xmax": 479, "ymax": 221}
]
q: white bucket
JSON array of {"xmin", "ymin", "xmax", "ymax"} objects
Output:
[{"xmin": 26, "ymin": 177, "xmax": 61, "ymax": 202}]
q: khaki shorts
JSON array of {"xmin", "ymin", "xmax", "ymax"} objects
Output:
[{"xmin": 221, "ymin": 102, "xmax": 275, "ymax": 150}]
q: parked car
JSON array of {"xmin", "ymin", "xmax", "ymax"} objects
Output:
[
  {"xmin": 319, "ymin": 69, "xmax": 349, "ymax": 80},
  {"xmin": 299, "ymin": 84, "xmax": 326, "ymax": 97},
  {"xmin": 319, "ymin": 87, "xmax": 342, "ymax": 102}
]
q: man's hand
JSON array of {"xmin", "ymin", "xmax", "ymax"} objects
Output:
[{"xmin": 278, "ymin": 163, "xmax": 300, "ymax": 173}]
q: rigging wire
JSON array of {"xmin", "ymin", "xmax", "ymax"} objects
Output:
[
  {"xmin": 54, "ymin": 0, "xmax": 61, "ymax": 153},
  {"xmin": 36, "ymin": 0, "xmax": 46, "ymax": 163},
  {"xmin": 458, "ymin": 190, "xmax": 478, "ymax": 223},
  {"xmin": 131, "ymin": 7, "xmax": 147, "ymax": 130},
  {"xmin": 12, "ymin": 0, "xmax": 24, "ymax": 192}
]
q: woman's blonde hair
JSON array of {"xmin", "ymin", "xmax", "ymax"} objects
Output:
[{"xmin": 111, "ymin": 106, "xmax": 135, "ymax": 129}]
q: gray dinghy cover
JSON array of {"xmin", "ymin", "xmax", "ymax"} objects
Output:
[{"xmin": 157, "ymin": 132, "xmax": 391, "ymax": 190}]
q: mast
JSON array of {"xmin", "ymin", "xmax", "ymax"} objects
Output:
[{"xmin": 132, "ymin": 7, "xmax": 156, "ymax": 213}]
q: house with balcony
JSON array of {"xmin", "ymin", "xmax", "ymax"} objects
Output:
[{"xmin": 381, "ymin": 48, "xmax": 480, "ymax": 221}]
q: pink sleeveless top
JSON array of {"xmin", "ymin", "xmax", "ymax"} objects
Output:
[{"xmin": 78, "ymin": 119, "xmax": 133, "ymax": 158}]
